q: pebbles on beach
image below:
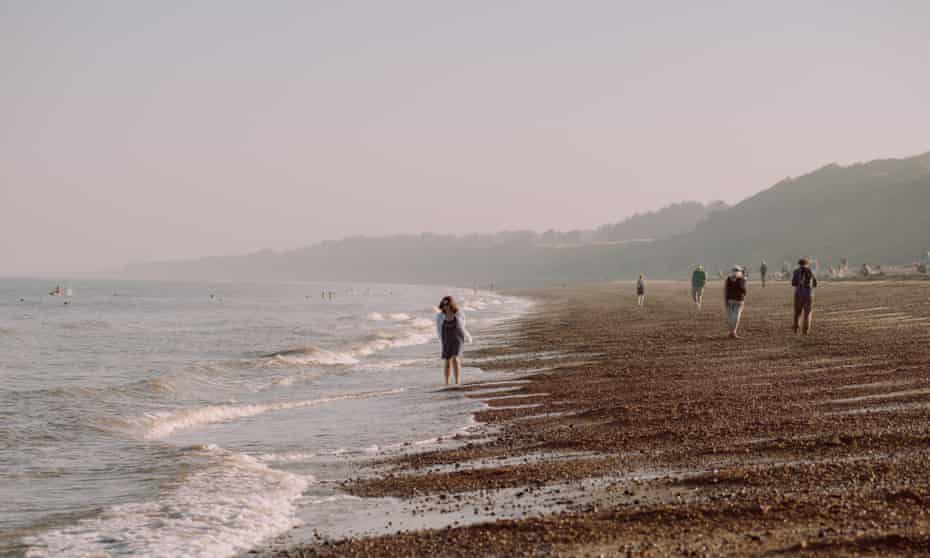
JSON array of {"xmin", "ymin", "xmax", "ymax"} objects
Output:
[{"xmin": 265, "ymin": 280, "xmax": 930, "ymax": 557}]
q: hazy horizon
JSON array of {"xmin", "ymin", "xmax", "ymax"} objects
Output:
[{"xmin": 3, "ymin": 1, "xmax": 929, "ymax": 274}]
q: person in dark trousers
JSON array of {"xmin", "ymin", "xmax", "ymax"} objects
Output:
[
  {"xmin": 760, "ymin": 260, "xmax": 768, "ymax": 288},
  {"xmin": 724, "ymin": 266, "xmax": 747, "ymax": 338},
  {"xmin": 691, "ymin": 265, "xmax": 706, "ymax": 310},
  {"xmin": 636, "ymin": 275, "xmax": 646, "ymax": 306},
  {"xmin": 791, "ymin": 258, "xmax": 819, "ymax": 335}
]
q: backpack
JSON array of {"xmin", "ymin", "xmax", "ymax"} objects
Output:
[{"xmin": 798, "ymin": 267, "xmax": 814, "ymax": 290}]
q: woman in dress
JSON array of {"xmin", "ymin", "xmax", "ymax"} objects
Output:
[{"xmin": 436, "ymin": 296, "xmax": 472, "ymax": 385}]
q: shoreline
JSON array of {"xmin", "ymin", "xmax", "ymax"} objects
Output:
[{"xmin": 262, "ymin": 280, "xmax": 930, "ymax": 557}]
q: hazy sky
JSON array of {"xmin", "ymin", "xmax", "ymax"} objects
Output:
[{"xmin": 2, "ymin": 1, "xmax": 929, "ymax": 273}]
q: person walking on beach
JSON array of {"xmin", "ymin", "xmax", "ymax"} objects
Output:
[
  {"xmin": 636, "ymin": 275, "xmax": 646, "ymax": 306},
  {"xmin": 691, "ymin": 265, "xmax": 706, "ymax": 310},
  {"xmin": 436, "ymin": 296, "xmax": 472, "ymax": 385},
  {"xmin": 791, "ymin": 258, "xmax": 819, "ymax": 335},
  {"xmin": 760, "ymin": 260, "xmax": 768, "ymax": 288},
  {"xmin": 724, "ymin": 266, "xmax": 747, "ymax": 338}
]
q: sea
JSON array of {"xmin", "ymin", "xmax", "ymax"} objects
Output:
[{"xmin": 0, "ymin": 278, "xmax": 530, "ymax": 557}]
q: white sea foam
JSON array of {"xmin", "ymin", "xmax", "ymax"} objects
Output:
[
  {"xmin": 412, "ymin": 317, "xmax": 433, "ymax": 328},
  {"xmin": 352, "ymin": 331, "xmax": 435, "ymax": 357},
  {"xmin": 387, "ymin": 312, "xmax": 411, "ymax": 321},
  {"xmin": 366, "ymin": 312, "xmax": 386, "ymax": 321},
  {"xmin": 264, "ymin": 314, "xmax": 436, "ymax": 368},
  {"xmin": 257, "ymin": 447, "xmax": 356, "ymax": 463},
  {"xmin": 354, "ymin": 358, "xmax": 428, "ymax": 371},
  {"xmin": 301, "ymin": 494, "xmax": 361, "ymax": 506},
  {"xmin": 368, "ymin": 420, "xmax": 484, "ymax": 456},
  {"xmin": 26, "ymin": 449, "xmax": 311, "ymax": 558},
  {"xmin": 257, "ymin": 451, "xmax": 320, "ymax": 463},
  {"xmin": 135, "ymin": 389, "xmax": 405, "ymax": 440},
  {"xmin": 263, "ymin": 346, "xmax": 359, "ymax": 367}
]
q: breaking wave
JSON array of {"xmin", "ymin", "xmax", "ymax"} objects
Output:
[
  {"xmin": 262, "ymin": 346, "xmax": 359, "ymax": 366},
  {"xmin": 121, "ymin": 389, "xmax": 406, "ymax": 440},
  {"xmin": 26, "ymin": 448, "xmax": 311, "ymax": 558}
]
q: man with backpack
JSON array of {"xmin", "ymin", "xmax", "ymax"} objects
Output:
[
  {"xmin": 759, "ymin": 260, "xmax": 768, "ymax": 288},
  {"xmin": 791, "ymin": 258, "xmax": 819, "ymax": 335},
  {"xmin": 724, "ymin": 266, "xmax": 747, "ymax": 338}
]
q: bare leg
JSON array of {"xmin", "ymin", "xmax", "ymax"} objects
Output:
[
  {"xmin": 727, "ymin": 302, "xmax": 735, "ymax": 337},
  {"xmin": 727, "ymin": 301, "xmax": 742, "ymax": 338},
  {"xmin": 443, "ymin": 359, "xmax": 451, "ymax": 385},
  {"xmin": 452, "ymin": 357, "xmax": 461, "ymax": 384}
]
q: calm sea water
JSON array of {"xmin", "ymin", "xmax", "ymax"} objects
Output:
[{"xmin": 0, "ymin": 278, "xmax": 529, "ymax": 557}]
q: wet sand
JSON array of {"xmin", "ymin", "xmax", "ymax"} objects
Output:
[{"xmin": 266, "ymin": 279, "xmax": 930, "ymax": 557}]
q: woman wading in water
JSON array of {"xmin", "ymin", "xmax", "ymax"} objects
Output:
[{"xmin": 436, "ymin": 296, "xmax": 472, "ymax": 385}]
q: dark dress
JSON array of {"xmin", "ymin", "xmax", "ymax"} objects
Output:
[{"xmin": 441, "ymin": 315, "xmax": 465, "ymax": 359}]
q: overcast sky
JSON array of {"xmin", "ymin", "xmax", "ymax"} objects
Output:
[{"xmin": 2, "ymin": 1, "xmax": 929, "ymax": 274}]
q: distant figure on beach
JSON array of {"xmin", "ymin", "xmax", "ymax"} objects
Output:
[
  {"xmin": 436, "ymin": 296, "xmax": 472, "ymax": 385},
  {"xmin": 636, "ymin": 275, "xmax": 646, "ymax": 306},
  {"xmin": 724, "ymin": 266, "xmax": 747, "ymax": 338},
  {"xmin": 760, "ymin": 260, "xmax": 768, "ymax": 288},
  {"xmin": 691, "ymin": 265, "xmax": 706, "ymax": 310},
  {"xmin": 791, "ymin": 258, "xmax": 818, "ymax": 335}
]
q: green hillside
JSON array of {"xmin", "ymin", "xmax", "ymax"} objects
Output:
[
  {"xmin": 124, "ymin": 151, "xmax": 930, "ymax": 285},
  {"xmin": 655, "ymin": 152, "xmax": 930, "ymax": 276}
]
